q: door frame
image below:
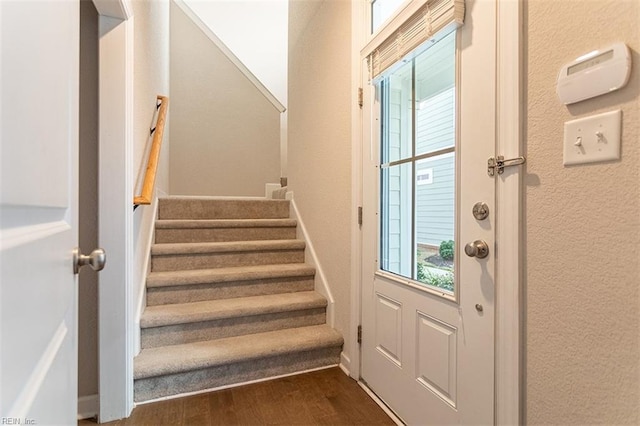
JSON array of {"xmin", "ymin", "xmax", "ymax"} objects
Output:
[
  {"xmin": 93, "ymin": 0, "xmax": 135, "ymax": 422},
  {"xmin": 348, "ymin": 1, "xmax": 523, "ymax": 424}
]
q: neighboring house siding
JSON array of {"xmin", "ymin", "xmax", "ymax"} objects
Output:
[
  {"xmin": 416, "ymin": 88, "xmax": 455, "ymax": 246},
  {"xmin": 384, "ymin": 87, "xmax": 404, "ymax": 274}
]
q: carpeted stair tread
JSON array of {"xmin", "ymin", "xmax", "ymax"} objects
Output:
[
  {"xmin": 135, "ymin": 196, "xmax": 343, "ymax": 402},
  {"xmin": 147, "ymin": 263, "xmax": 316, "ymax": 288},
  {"xmin": 134, "ymin": 324, "xmax": 343, "ymax": 380},
  {"xmin": 156, "ymin": 218, "xmax": 297, "ymax": 229},
  {"xmin": 140, "ymin": 291, "xmax": 326, "ymax": 328},
  {"xmin": 158, "ymin": 197, "xmax": 290, "ymax": 220},
  {"xmin": 151, "ymin": 239, "xmax": 305, "ymax": 255}
]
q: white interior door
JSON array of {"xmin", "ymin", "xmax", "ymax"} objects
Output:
[
  {"xmin": 1, "ymin": 2, "xmax": 80, "ymax": 424},
  {"xmin": 361, "ymin": 0, "xmax": 497, "ymax": 424}
]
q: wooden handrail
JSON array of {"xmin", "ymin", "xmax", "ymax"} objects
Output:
[{"xmin": 134, "ymin": 95, "xmax": 169, "ymax": 206}]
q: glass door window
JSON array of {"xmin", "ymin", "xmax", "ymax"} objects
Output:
[{"xmin": 378, "ymin": 31, "xmax": 456, "ymax": 294}]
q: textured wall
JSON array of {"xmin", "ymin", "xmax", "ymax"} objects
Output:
[
  {"xmin": 526, "ymin": 0, "xmax": 639, "ymax": 423},
  {"xmin": 288, "ymin": 0, "xmax": 353, "ymax": 353},
  {"xmin": 169, "ymin": 1, "xmax": 280, "ymax": 197}
]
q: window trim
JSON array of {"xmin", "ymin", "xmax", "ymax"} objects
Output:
[
  {"xmin": 361, "ymin": 0, "xmax": 465, "ymax": 80},
  {"xmin": 377, "ymin": 37, "xmax": 458, "ymax": 297}
]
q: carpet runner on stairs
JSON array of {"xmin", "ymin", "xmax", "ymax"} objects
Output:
[{"xmin": 134, "ymin": 197, "xmax": 343, "ymax": 402}]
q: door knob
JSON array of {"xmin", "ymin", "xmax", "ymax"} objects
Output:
[
  {"xmin": 73, "ymin": 248, "xmax": 106, "ymax": 274},
  {"xmin": 464, "ymin": 240, "xmax": 489, "ymax": 259}
]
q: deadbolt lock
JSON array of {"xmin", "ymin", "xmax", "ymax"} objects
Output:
[{"xmin": 472, "ymin": 202, "xmax": 489, "ymax": 220}]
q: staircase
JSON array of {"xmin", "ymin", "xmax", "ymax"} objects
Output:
[{"xmin": 133, "ymin": 197, "xmax": 343, "ymax": 402}]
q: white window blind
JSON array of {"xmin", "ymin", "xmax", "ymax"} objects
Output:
[{"xmin": 367, "ymin": 0, "xmax": 464, "ymax": 80}]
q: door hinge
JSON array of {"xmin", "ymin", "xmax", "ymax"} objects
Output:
[
  {"xmin": 358, "ymin": 87, "xmax": 363, "ymax": 108},
  {"xmin": 358, "ymin": 206, "xmax": 363, "ymax": 226},
  {"xmin": 487, "ymin": 155, "xmax": 526, "ymax": 176},
  {"xmin": 357, "ymin": 325, "xmax": 362, "ymax": 344}
]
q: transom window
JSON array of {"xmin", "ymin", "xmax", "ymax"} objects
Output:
[{"xmin": 371, "ymin": 0, "xmax": 406, "ymax": 33}]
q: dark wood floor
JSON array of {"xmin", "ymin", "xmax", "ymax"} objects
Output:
[{"xmin": 80, "ymin": 367, "xmax": 394, "ymax": 425}]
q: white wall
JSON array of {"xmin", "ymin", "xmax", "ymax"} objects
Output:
[{"xmin": 183, "ymin": 0, "xmax": 288, "ymax": 107}]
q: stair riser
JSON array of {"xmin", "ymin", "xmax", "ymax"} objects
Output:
[
  {"xmin": 158, "ymin": 199, "xmax": 290, "ymax": 220},
  {"xmin": 155, "ymin": 227, "xmax": 296, "ymax": 244},
  {"xmin": 141, "ymin": 308, "xmax": 326, "ymax": 349},
  {"xmin": 147, "ymin": 276, "xmax": 315, "ymax": 306},
  {"xmin": 134, "ymin": 346, "xmax": 341, "ymax": 402},
  {"xmin": 151, "ymin": 250, "xmax": 305, "ymax": 272}
]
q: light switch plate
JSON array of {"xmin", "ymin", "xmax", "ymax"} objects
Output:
[{"xmin": 563, "ymin": 109, "xmax": 621, "ymax": 166}]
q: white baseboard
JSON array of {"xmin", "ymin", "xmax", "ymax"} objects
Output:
[
  {"xmin": 339, "ymin": 352, "xmax": 351, "ymax": 376},
  {"xmin": 133, "ymin": 191, "xmax": 161, "ymax": 357},
  {"xmin": 288, "ymin": 198, "xmax": 335, "ymax": 327},
  {"xmin": 77, "ymin": 394, "xmax": 99, "ymax": 420}
]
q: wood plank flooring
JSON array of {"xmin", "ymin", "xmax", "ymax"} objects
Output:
[{"xmin": 79, "ymin": 367, "xmax": 394, "ymax": 425}]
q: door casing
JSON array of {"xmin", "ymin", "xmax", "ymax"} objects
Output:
[
  {"xmin": 93, "ymin": 0, "xmax": 135, "ymax": 422},
  {"xmin": 347, "ymin": 1, "xmax": 523, "ymax": 423}
]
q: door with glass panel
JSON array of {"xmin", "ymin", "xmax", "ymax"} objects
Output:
[{"xmin": 361, "ymin": 0, "xmax": 497, "ymax": 424}]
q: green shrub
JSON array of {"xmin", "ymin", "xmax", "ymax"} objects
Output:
[
  {"xmin": 417, "ymin": 262, "xmax": 427, "ymax": 282},
  {"xmin": 416, "ymin": 263, "xmax": 454, "ymax": 292},
  {"xmin": 439, "ymin": 240, "xmax": 454, "ymax": 260},
  {"xmin": 425, "ymin": 271, "xmax": 454, "ymax": 292}
]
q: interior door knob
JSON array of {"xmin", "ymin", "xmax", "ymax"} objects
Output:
[
  {"xmin": 73, "ymin": 248, "xmax": 106, "ymax": 274},
  {"xmin": 464, "ymin": 240, "xmax": 489, "ymax": 259}
]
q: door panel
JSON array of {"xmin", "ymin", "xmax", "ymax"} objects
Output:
[
  {"xmin": 374, "ymin": 293, "xmax": 403, "ymax": 366},
  {"xmin": 415, "ymin": 311, "xmax": 457, "ymax": 408},
  {"xmin": 1, "ymin": 2, "xmax": 79, "ymax": 424},
  {"xmin": 361, "ymin": 0, "xmax": 496, "ymax": 424}
]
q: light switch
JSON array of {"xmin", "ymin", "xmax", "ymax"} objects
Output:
[{"xmin": 563, "ymin": 109, "xmax": 621, "ymax": 166}]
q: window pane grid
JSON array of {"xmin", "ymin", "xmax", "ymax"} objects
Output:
[
  {"xmin": 380, "ymin": 146, "xmax": 455, "ymax": 169},
  {"xmin": 379, "ymin": 32, "xmax": 456, "ymax": 294}
]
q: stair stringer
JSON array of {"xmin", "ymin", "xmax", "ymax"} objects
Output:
[
  {"xmin": 133, "ymin": 191, "xmax": 162, "ymax": 356},
  {"xmin": 288, "ymin": 196, "xmax": 335, "ymax": 328}
]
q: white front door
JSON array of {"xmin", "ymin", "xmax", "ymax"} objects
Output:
[
  {"xmin": 361, "ymin": 1, "xmax": 497, "ymax": 424},
  {"xmin": 1, "ymin": 2, "xmax": 80, "ymax": 424}
]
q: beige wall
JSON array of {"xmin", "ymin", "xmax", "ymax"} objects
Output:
[
  {"xmin": 288, "ymin": 0, "xmax": 353, "ymax": 349},
  {"xmin": 169, "ymin": 2, "xmax": 280, "ymax": 197},
  {"xmin": 131, "ymin": 0, "xmax": 171, "ymax": 328},
  {"xmin": 526, "ymin": 1, "xmax": 639, "ymax": 423},
  {"xmin": 78, "ymin": 0, "xmax": 99, "ymax": 399},
  {"xmin": 133, "ymin": 0, "xmax": 171, "ymax": 195}
]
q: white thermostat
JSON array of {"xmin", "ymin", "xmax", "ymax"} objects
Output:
[{"xmin": 557, "ymin": 42, "xmax": 631, "ymax": 104}]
